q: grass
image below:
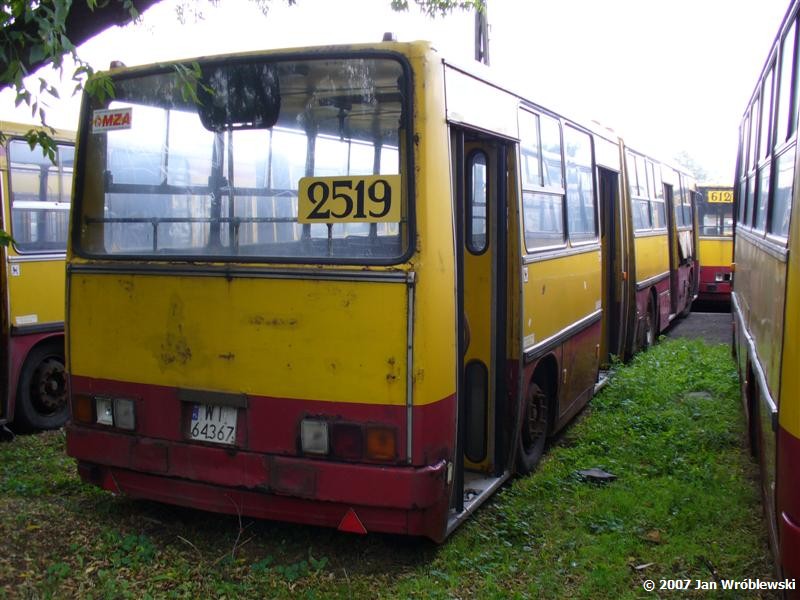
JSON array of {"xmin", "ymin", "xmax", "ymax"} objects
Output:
[{"xmin": 0, "ymin": 339, "xmax": 776, "ymax": 598}]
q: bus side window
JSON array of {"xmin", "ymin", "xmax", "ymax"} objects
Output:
[
  {"xmin": 467, "ymin": 150, "xmax": 489, "ymax": 253},
  {"xmin": 563, "ymin": 126, "xmax": 596, "ymax": 243},
  {"xmin": 770, "ymin": 146, "xmax": 795, "ymax": 238}
]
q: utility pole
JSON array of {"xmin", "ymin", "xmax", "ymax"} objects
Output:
[{"xmin": 474, "ymin": 1, "xmax": 489, "ymax": 65}]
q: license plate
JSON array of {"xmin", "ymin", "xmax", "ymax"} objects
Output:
[{"xmin": 189, "ymin": 404, "xmax": 237, "ymax": 445}]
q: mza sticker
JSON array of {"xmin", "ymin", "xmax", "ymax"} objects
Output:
[
  {"xmin": 92, "ymin": 108, "xmax": 133, "ymax": 132},
  {"xmin": 298, "ymin": 175, "xmax": 401, "ymax": 224}
]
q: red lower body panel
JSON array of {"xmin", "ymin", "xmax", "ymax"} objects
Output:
[
  {"xmin": 778, "ymin": 426, "xmax": 800, "ymax": 584},
  {"xmin": 69, "ymin": 428, "xmax": 450, "ymax": 539},
  {"xmin": 66, "ymin": 376, "xmax": 456, "ymax": 540},
  {"xmin": 698, "ymin": 265, "xmax": 731, "ymax": 303}
]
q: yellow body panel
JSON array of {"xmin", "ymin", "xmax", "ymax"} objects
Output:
[
  {"xmin": 6, "ymin": 259, "xmax": 65, "ymax": 326},
  {"xmin": 522, "ymin": 248, "xmax": 602, "ymax": 348},
  {"xmin": 777, "ymin": 162, "xmax": 800, "ymax": 437},
  {"xmin": 780, "ymin": 195, "xmax": 800, "ymax": 438},
  {"xmin": 734, "ymin": 234, "xmax": 787, "ymax": 398},
  {"xmin": 698, "ymin": 238, "xmax": 733, "ymax": 268},
  {"xmin": 69, "ymin": 271, "xmax": 409, "ymax": 405},
  {"xmin": 405, "ymin": 46, "xmax": 457, "ymax": 405},
  {"xmin": 633, "ymin": 233, "xmax": 669, "ymax": 283}
]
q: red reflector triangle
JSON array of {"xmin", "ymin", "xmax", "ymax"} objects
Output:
[{"xmin": 337, "ymin": 508, "xmax": 368, "ymax": 535}]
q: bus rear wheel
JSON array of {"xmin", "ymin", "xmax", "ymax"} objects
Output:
[
  {"xmin": 516, "ymin": 381, "xmax": 549, "ymax": 475},
  {"xmin": 14, "ymin": 340, "xmax": 68, "ymax": 431}
]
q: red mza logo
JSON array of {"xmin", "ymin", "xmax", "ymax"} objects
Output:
[{"xmin": 92, "ymin": 108, "xmax": 133, "ymax": 132}]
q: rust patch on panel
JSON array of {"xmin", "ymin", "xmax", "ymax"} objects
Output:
[
  {"xmin": 159, "ymin": 296, "xmax": 192, "ymax": 367},
  {"xmin": 248, "ymin": 315, "xmax": 298, "ymax": 328}
]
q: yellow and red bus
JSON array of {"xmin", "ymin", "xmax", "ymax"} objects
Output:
[
  {"xmin": 732, "ymin": 0, "xmax": 800, "ymax": 583},
  {"xmin": 622, "ymin": 147, "xmax": 698, "ymax": 351},
  {"xmin": 65, "ymin": 42, "xmax": 690, "ymax": 540},
  {"xmin": 0, "ymin": 122, "xmax": 73, "ymax": 434},
  {"xmin": 697, "ymin": 185, "xmax": 733, "ymax": 304}
]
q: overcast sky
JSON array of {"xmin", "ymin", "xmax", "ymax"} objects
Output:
[{"xmin": 0, "ymin": 0, "xmax": 791, "ymax": 182}]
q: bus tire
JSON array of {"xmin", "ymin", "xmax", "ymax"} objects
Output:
[
  {"xmin": 14, "ymin": 340, "xmax": 68, "ymax": 431},
  {"xmin": 516, "ymin": 380, "xmax": 549, "ymax": 475}
]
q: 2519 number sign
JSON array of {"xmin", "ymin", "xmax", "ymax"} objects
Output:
[{"xmin": 298, "ymin": 175, "xmax": 401, "ymax": 223}]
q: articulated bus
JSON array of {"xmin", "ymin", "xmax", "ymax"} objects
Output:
[
  {"xmin": 624, "ymin": 149, "xmax": 698, "ymax": 349},
  {"xmin": 0, "ymin": 122, "xmax": 73, "ymax": 433},
  {"xmin": 733, "ymin": 0, "xmax": 800, "ymax": 583},
  {"xmin": 697, "ymin": 185, "xmax": 734, "ymax": 304},
  {"xmin": 65, "ymin": 41, "xmax": 695, "ymax": 541}
]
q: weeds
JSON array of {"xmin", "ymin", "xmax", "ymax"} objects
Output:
[{"xmin": 0, "ymin": 339, "xmax": 776, "ymax": 598}]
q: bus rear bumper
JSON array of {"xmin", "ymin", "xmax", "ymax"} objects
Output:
[
  {"xmin": 67, "ymin": 425, "xmax": 451, "ymax": 540},
  {"xmin": 697, "ymin": 266, "xmax": 732, "ymax": 302}
]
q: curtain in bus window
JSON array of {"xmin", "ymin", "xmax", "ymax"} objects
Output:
[
  {"xmin": 771, "ymin": 145, "xmax": 795, "ymax": 238},
  {"xmin": 539, "ymin": 115, "xmax": 563, "ymax": 189},
  {"xmin": 519, "ymin": 111, "xmax": 542, "ymax": 189},
  {"xmin": 8, "ymin": 139, "xmax": 72, "ymax": 253},
  {"xmin": 754, "ymin": 165, "xmax": 771, "ymax": 231},
  {"xmin": 523, "ymin": 191, "xmax": 564, "ymax": 250},
  {"xmin": 564, "ymin": 126, "xmax": 596, "ymax": 242}
]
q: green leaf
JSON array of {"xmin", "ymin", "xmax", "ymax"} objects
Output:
[{"xmin": 28, "ymin": 44, "xmax": 46, "ymax": 65}]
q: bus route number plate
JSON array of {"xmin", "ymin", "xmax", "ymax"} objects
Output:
[{"xmin": 189, "ymin": 404, "xmax": 237, "ymax": 445}]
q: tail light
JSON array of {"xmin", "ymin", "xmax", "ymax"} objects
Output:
[
  {"xmin": 300, "ymin": 418, "xmax": 397, "ymax": 462},
  {"xmin": 365, "ymin": 426, "xmax": 396, "ymax": 460},
  {"xmin": 71, "ymin": 394, "xmax": 136, "ymax": 431},
  {"xmin": 73, "ymin": 394, "xmax": 94, "ymax": 423},
  {"xmin": 331, "ymin": 423, "xmax": 363, "ymax": 460}
]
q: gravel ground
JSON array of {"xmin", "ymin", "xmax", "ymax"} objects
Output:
[{"xmin": 667, "ymin": 305, "xmax": 732, "ymax": 345}]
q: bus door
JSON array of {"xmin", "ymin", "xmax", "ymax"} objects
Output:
[
  {"xmin": 599, "ymin": 166, "xmax": 626, "ymax": 363},
  {"xmin": 451, "ymin": 128, "xmax": 514, "ymax": 513},
  {"xmin": 664, "ymin": 182, "xmax": 680, "ymax": 317}
]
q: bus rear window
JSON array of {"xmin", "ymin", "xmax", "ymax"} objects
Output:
[{"xmin": 77, "ymin": 56, "xmax": 410, "ymax": 263}]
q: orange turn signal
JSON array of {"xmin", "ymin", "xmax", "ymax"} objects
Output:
[
  {"xmin": 365, "ymin": 426, "xmax": 396, "ymax": 461},
  {"xmin": 73, "ymin": 394, "xmax": 94, "ymax": 424}
]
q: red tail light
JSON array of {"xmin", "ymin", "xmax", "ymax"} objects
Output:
[{"xmin": 331, "ymin": 423, "xmax": 363, "ymax": 460}]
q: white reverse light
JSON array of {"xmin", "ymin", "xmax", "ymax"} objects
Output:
[
  {"xmin": 95, "ymin": 397, "xmax": 114, "ymax": 426},
  {"xmin": 113, "ymin": 398, "xmax": 136, "ymax": 430},
  {"xmin": 300, "ymin": 419, "xmax": 329, "ymax": 455}
]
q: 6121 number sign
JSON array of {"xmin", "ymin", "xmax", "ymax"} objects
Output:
[{"xmin": 298, "ymin": 175, "xmax": 401, "ymax": 223}]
